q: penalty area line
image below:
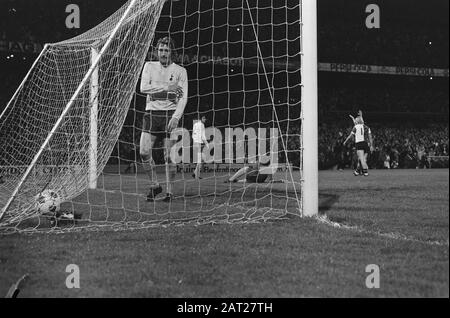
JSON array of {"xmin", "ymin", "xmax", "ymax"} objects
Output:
[{"xmin": 316, "ymin": 215, "xmax": 449, "ymax": 247}]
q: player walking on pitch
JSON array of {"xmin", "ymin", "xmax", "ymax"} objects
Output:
[
  {"xmin": 192, "ymin": 114, "xmax": 209, "ymax": 180},
  {"xmin": 139, "ymin": 37, "xmax": 188, "ymax": 202},
  {"xmin": 343, "ymin": 116, "xmax": 373, "ymax": 176}
]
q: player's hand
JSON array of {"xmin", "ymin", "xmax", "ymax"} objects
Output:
[
  {"xmin": 168, "ymin": 84, "xmax": 183, "ymax": 98},
  {"xmin": 370, "ymin": 145, "xmax": 374, "ymax": 153},
  {"xmin": 167, "ymin": 117, "xmax": 179, "ymax": 132}
]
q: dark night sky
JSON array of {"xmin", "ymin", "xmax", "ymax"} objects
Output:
[
  {"xmin": 0, "ymin": 0, "xmax": 448, "ymax": 120},
  {"xmin": 1, "ymin": 0, "xmax": 448, "ymax": 42}
]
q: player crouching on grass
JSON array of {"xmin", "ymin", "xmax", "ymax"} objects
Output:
[
  {"xmin": 139, "ymin": 37, "xmax": 188, "ymax": 202},
  {"xmin": 343, "ymin": 116, "xmax": 374, "ymax": 176},
  {"xmin": 225, "ymin": 158, "xmax": 277, "ymax": 183}
]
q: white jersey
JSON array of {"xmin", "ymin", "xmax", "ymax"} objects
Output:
[
  {"xmin": 192, "ymin": 120, "xmax": 207, "ymax": 144},
  {"xmin": 352, "ymin": 124, "xmax": 371, "ymax": 143},
  {"xmin": 140, "ymin": 61, "xmax": 188, "ymax": 120}
]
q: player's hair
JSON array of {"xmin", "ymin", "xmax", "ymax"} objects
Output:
[
  {"xmin": 355, "ymin": 116, "xmax": 364, "ymax": 125},
  {"xmin": 155, "ymin": 36, "xmax": 177, "ymax": 60},
  {"xmin": 198, "ymin": 112, "xmax": 208, "ymax": 120}
]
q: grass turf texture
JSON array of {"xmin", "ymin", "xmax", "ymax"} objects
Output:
[{"xmin": 0, "ymin": 169, "xmax": 448, "ymax": 297}]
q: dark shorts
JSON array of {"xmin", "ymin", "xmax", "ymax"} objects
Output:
[
  {"xmin": 246, "ymin": 169, "xmax": 269, "ymax": 183},
  {"xmin": 356, "ymin": 141, "xmax": 370, "ymax": 153},
  {"xmin": 142, "ymin": 110, "xmax": 175, "ymax": 138}
]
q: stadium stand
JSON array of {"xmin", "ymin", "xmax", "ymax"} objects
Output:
[{"xmin": 0, "ymin": 0, "xmax": 448, "ymax": 171}]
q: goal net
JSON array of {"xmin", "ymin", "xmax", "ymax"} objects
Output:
[{"xmin": 0, "ymin": 0, "xmax": 317, "ymax": 234}]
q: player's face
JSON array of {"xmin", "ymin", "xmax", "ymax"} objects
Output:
[
  {"xmin": 157, "ymin": 44, "xmax": 171, "ymax": 66},
  {"xmin": 201, "ymin": 116, "xmax": 206, "ymax": 123}
]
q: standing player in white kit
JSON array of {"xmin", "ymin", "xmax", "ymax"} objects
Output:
[
  {"xmin": 192, "ymin": 114, "xmax": 210, "ymax": 180},
  {"xmin": 139, "ymin": 37, "xmax": 188, "ymax": 202},
  {"xmin": 343, "ymin": 116, "xmax": 374, "ymax": 176}
]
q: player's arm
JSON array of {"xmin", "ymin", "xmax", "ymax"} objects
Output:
[
  {"xmin": 140, "ymin": 63, "xmax": 180, "ymax": 100},
  {"xmin": 168, "ymin": 67, "xmax": 188, "ymax": 132},
  {"xmin": 349, "ymin": 114, "xmax": 356, "ymax": 124},
  {"xmin": 201, "ymin": 124, "xmax": 209, "ymax": 148},
  {"xmin": 367, "ymin": 126, "xmax": 374, "ymax": 151},
  {"xmin": 343, "ymin": 128, "xmax": 355, "ymax": 145},
  {"xmin": 172, "ymin": 68, "xmax": 188, "ymax": 121}
]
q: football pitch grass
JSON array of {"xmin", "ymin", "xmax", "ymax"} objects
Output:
[{"xmin": 0, "ymin": 169, "xmax": 448, "ymax": 297}]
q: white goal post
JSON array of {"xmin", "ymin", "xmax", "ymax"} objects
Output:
[
  {"xmin": 89, "ymin": 47, "xmax": 100, "ymax": 190},
  {"xmin": 0, "ymin": 0, "xmax": 318, "ymax": 233},
  {"xmin": 302, "ymin": 0, "xmax": 319, "ymax": 217}
]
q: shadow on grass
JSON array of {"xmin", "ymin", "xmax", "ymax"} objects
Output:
[
  {"xmin": 318, "ymin": 193, "xmax": 340, "ymax": 215},
  {"xmin": 318, "ymin": 193, "xmax": 358, "ymax": 225}
]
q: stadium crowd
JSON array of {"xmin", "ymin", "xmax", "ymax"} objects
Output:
[
  {"xmin": 316, "ymin": 122, "xmax": 449, "ymax": 170},
  {"xmin": 114, "ymin": 118, "xmax": 449, "ymax": 171}
]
